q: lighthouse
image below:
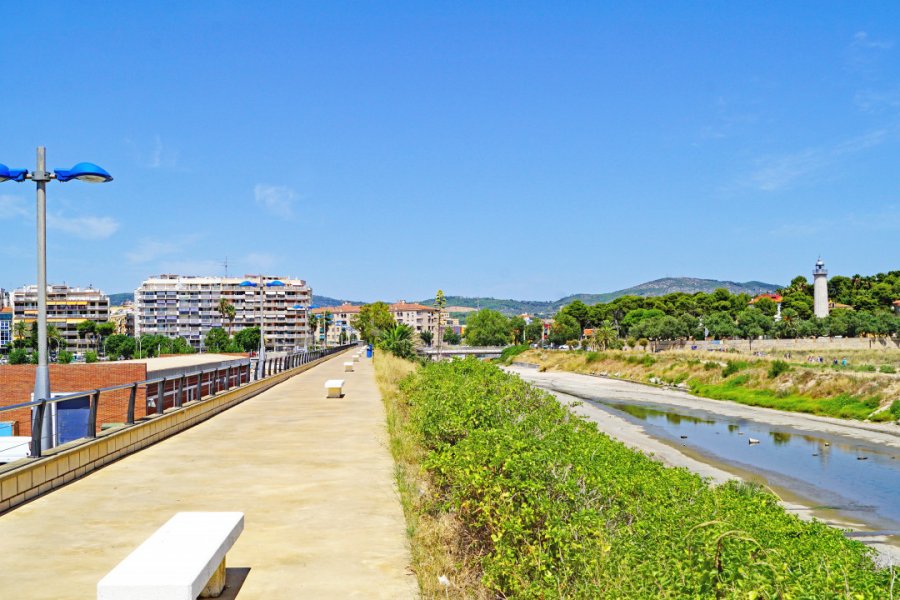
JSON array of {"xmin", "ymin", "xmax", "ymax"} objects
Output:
[{"xmin": 813, "ymin": 258, "xmax": 829, "ymax": 318}]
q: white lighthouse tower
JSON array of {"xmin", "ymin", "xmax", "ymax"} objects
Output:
[{"xmin": 813, "ymin": 258, "xmax": 829, "ymax": 318}]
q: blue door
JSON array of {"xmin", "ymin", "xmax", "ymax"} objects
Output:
[{"xmin": 57, "ymin": 397, "xmax": 90, "ymax": 444}]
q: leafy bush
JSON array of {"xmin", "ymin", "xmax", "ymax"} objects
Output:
[
  {"xmin": 879, "ymin": 364, "xmax": 896, "ymax": 374},
  {"xmin": 85, "ymin": 351, "xmax": 99, "ymax": 363},
  {"xmin": 378, "ymin": 324, "xmax": 415, "ymax": 359},
  {"xmin": 8, "ymin": 348, "xmax": 28, "ymax": 364},
  {"xmin": 498, "ymin": 344, "xmax": 530, "ymax": 364},
  {"xmin": 57, "ymin": 351, "xmax": 74, "ymax": 364},
  {"xmin": 859, "ymin": 364, "xmax": 877, "ymax": 372},
  {"xmin": 890, "ymin": 400, "xmax": 900, "ymax": 420},
  {"xmin": 721, "ymin": 360, "xmax": 748, "ymax": 377},
  {"xmin": 703, "ymin": 361, "xmax": 719, "ymax": 370},
  {"xmin": 767, "ymin": 359, "xmax": 791, "ymax": 378},
  {"xmin": 399, "ymin": 359, "xmax": 891, "ymax": 597}
]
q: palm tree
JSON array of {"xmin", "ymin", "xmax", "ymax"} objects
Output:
[
  {"xmin": 419, "ymin": 330, "xmax": 433, "ymax": 347},
  {"xmin": 47, "ymin": 324, "xmax": 63, "ymax": 357},
  {"xmin": 591, "ymin": 320, "xmax": 618, "ymax": 350},
  {"xmin": 380, "ymin": 324, "xmax": 415, "ymax": 359},
  {"xmin": 13, "ymin": 321, "xmax": 28, "ymax": 343},
  {"xmin": 216, "ymin": 298, "xmax": 236, "ymax": 336}
]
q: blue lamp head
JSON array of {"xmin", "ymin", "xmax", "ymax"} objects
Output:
[
  {"xmin": 239, "ymin": 280, "xmax": 257, "ymax": 287},
  {"xmin": 54, "ymin": 162, "xmax": 113, "ymax": 183},
  {"xmin": 0, "ymin": 163, "xmax": 29, "ymax": 182}
]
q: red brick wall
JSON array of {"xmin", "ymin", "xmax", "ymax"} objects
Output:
[{"xmin": 0, "ymin": 364, "xmax": 148, "ymax": 436}]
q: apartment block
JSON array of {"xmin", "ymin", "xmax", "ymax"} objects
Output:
[
  {"xmin": 134, "ymin": 275, "xmax": 312, "ymax": 352},
  {"xmin": 0, "ymin": 308, "xmax": 12, "ymax": 351},
  {"xmin": 312, "ymin": 301, "xmax": 440, "ymax": 345},
  {"xmin": 11, "ymin": 285, "xmax": 110, "ymax": 353}
]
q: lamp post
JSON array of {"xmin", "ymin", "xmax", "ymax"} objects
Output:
[{"xmin": 1, "ymin": 148, "xmax": 112, "ymax": 450}]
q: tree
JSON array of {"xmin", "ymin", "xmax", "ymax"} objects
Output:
[
  {"xmin": 508, "ymin": 316, "xmax": 526, "ymax": 344},
  {"xmin": 589, "ymin": 320, "xmax": 618, "ymax": 350},
  {"xmin": 443, "ymin": 327, "xmax": 462, "ymax": 345},
  {"xmin": 464, "ymin": 309, "xmax": 511, "ymax": 346},
  {"xmin": 704, "ymin": 311, "xmax": 738, "ymax": 340},
  {"xmin": 754, "ymin": 297, "xmax": 778, "ymax": 317},
  {"xmin": 9, "ymin": 348, "xmax": 28, "ymax": 364},
  {"xmin": 105, "ymin": 334, "xmax": 136, "ymax": 359},
  {"xmin": 434, "ymin": 289, "xmax": 446, "ymax": 358},
  {"xmin": 352, "ymin": 302, "xmax": 395, "ymax": 345},
  {"xmin": 524, "ymin": 319, "xmax": 544, "ymax": 343},
  {"xmin": 379, "ymin": 324, "xmax": 416, "ymax": 359},
  {"xmin": 217, "ymin": 298, "xmax": 237, "ymax": 335},
  {"xmin": 419, "ymin": 330, "xmax": 433, "ymax": 347},
  {"xmin": 234, "ymin": 326, "xmax": 260, "ymax": 352},
  {"xmin": 77, "ymin": 320, "xmax": 98, "ymax": 349},
  {"xmin": 736, "ymin": 308, "xmax": 772, "ymax": 351},
  {"xmin": 562, "ymin": 300, "xmax": 591, "ymax": 329},
  {"xmin": 13, "ymin": 320, "xmax": 28, "ymax": 344},
  {"xmin": 549, "ymin": 313, "xmax": 581, "ymax": 346},
  {"xmin": 203, "ymin": 327, "xmax": 229, "ymax": 352}
]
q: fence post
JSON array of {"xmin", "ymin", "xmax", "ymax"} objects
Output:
[
  {"xmin": 176, "ymin": 375, "xmax": 185, "ymax": 408},
  {"xmin": 196, "ymin": 370, "xmax": 204, "ymax": 401},
  {"xmin": 127, "ymin": 383, "xmax": 137, "ymax": 424},
  {"xmin": 212, "ymin": 368, "xmax": 219, "ymax": 395},
  {"xmin": 31, "ymin": 401, "xmax": 47, "ymax": 458},
  {"xmin": 157, "ymin": 378, "xmax": 166, "ymax": 415},
  {"xmin": 87, "ymin": 391, "xmax": 100, "ymax": 438},
  {"xmin": 225, "ymin": 365, "xmax": 231, "ymax": 390}
]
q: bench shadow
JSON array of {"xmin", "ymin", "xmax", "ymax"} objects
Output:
[{"xmin": 217, "ymin": 567, "xmax": 251, "ymax": 599}]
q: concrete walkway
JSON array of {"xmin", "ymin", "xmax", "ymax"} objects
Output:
[{"xmin": 0, "ymin": 352, "xmax": 418, "ymax": 599}]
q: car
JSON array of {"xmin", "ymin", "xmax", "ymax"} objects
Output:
[{"xmin": 558, "ymin": 344, "xmax": 570, "ymax": 350}]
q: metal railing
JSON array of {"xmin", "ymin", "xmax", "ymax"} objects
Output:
[{"xmin": 0, "ymin": 344, "xmax": 356, "ymax": 460}]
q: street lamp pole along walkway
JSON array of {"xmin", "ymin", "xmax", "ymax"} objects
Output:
[{"xmin": 0, "ymin": 147, "xmax": 112, "ymax": 449}]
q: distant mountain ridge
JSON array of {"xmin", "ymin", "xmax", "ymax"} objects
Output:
[{"xmin": 417, "ymin": 278, "xmax": 781, "ymax": 316}]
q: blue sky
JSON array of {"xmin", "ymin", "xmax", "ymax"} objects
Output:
[{"xmin": 1, "ymin": 2, "xmax": 898, "ymax": 302}]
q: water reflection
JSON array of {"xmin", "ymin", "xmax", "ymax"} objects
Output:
[{"xmin": 588, "ymin": 396, "xmax": 900, "ymax": 533}]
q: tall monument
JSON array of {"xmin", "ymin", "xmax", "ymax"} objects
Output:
[{"xmin": 813, "ymin": 258, "xmax": 829, "ymax": 318}]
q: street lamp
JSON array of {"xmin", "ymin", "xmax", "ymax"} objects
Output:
[{"xmin": 1, "ymin": 147, "xmax": 112, "ymax": 450}]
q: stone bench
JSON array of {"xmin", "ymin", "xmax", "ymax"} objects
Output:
[
  {"xmin": 97, "ymin": 511, "xmax": 244, "ymax": 599},
  {"xmin": 325, "ymin": 379, "xmax": 345, "ymax": 398},
  {"xmin": 0, "ymin": 436, "xmax": 31, "ymax": 462},
  {"xmin": 344, "ymin": 362, "xmax": 354, "ymax": 372}
]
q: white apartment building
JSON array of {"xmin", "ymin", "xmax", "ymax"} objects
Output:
[
  {"xmin": 11, "ymin": 284, "xmax": 110, "ymax": 352},
  {"xmin": 134, "ymin": 275, "xmax": 312, "ymax": 352},
  {"xmin": 312, "ymin": 301, "xmax": 439, "ymax": 345}
]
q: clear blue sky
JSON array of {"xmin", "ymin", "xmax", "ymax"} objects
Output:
[{"xmin": 1, "ymin": 2, "xmax": 898, "ymax": 302}]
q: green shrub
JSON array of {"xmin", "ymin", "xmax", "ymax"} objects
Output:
[
  {"xmin": 859, "ymin": 364, "xmax": 877, "ymax": 372},
  {"xmin": 768, "ymin": 360, "xmax": 791, "ymax": 378},
  {"xmin": 498, "ymin": 345, "xmax": 530, "ymax": 364},
  {"xmin": 85, "ymin": 351, "xmax": 99, "ymax": 363},
  {"xmin": 878, "ymin": 365, "xmax": 896, "ymax": 374},
  {"xmin": 721, "ymin": 360, "xmax": 747, "ymax": 377},
  {"xmin": 400, "ymin": 359, "xmax": 892, "ymax": 597},
  {"xmin": 890, "ymin": 401, "xmax": 900, "ymax": 420},
  {"xmin": 57, "ymin": 351, "xmax": 74, "ymax": 364},
  {"xmin": 726, "ymin": 374, "xmax": 750, "ymax": 387},
  {"xmin": 8, "ymin": 348, "xmax": 28, "ymax": 364}
]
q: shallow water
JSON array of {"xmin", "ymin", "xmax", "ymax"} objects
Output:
[{"xmin": 584, "ymin": 397, "xmax": 900, "ymax": 533}]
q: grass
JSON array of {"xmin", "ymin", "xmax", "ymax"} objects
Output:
[
  {"xmin": 374, "ymin": 350, "xmax": 488, "ymax": 599},
  {"xmin": 518, "ymin": 348, "xmax": 900, "ymax": 421}
]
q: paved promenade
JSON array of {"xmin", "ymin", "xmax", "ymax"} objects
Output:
[{"xmin": 0, "ymin": 352, "xmax": 418, "ymax": 599}]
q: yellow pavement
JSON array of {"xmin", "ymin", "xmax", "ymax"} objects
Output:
[{"xmin": 0, "ymin": 352, "xmax": 418, "ymax": 599}]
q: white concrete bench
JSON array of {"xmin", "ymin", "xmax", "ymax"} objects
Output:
[
  {"xmin": 344, "ymin": 361, "xmax": 354, "ymax": 372},
  {"xmin": 353, "ymin": 355, "xmax": 360, "ymax": 362},
  {"xmin": 0, "ymin": 436, "xmax": 31, "ymax": 462},
  {"xmin": 325, "ymin": 379, "xmax": 345, "ymax": 398},
  {"xmin": 97, "ymin": 511, "xmax": 244, "ymax": 600}
]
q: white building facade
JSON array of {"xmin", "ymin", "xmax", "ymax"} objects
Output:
[
  {"xmin": 135, "ymin": 275, "xmax": 312, "ymax": 352},
  {"xmin": 11, "ymin": 285, "xmax": 110, "ymax": 352}
]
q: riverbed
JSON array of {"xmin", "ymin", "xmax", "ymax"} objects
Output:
[{"xmin": 505, "ymin": 365, "xmax": 900, "ymax": 562}]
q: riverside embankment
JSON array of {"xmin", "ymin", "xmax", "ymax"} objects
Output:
[{"xmin": 506, "ymin": 364, "xmax": 900, "ymax": 563}]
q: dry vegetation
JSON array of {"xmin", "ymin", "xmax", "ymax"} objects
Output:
[
  {"xmin": 517, "ymin": 348, "xmax": 900, "ymax": 421},
  {"xmin": 374, "ymin": 351, "xmax": 489, "ymax": 599}
]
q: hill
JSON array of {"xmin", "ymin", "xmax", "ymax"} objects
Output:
[
  {"xmin": 419, "ymin": 278, "xmax": 781, "ymax": 316},
  {"xmin": 109, "ymin": 292, "xmax": 134, "ymax": 306},
  {"xmin": 313, "ymin": 295, "xmax": 364, "ymax": 308}
]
